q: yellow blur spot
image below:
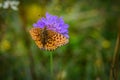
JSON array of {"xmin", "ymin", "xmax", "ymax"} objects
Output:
[
  {"xmin": 25, "ymin": 4, "xmax": 46, "ymax": 22},
  {"xmin": 0, "ymin": 40, "xmax": 11, "ymax": 52},
  {"xmin": 95, "ymin": 59, "xmax": 102, "ymax": 68},
  {"xmin": 57, "ymin": 69, "xmax": 67, "ymax": 80},
  {"xmin": 102, "ymin": 40, "xmax": 110, "ymax": 48}
]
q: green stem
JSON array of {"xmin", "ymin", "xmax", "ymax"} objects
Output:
[
  {"xmin": 50, "ymin": 52, "xmax": 53, "ymax": 79},
  {"xmin": 109, "ymin": 34, "xmax": 120, "ymax": 80}
]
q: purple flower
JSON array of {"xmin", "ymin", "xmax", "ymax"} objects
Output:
[{"xmin": 33, "ymin": 13, "xmax": 69, "ymax": 38}]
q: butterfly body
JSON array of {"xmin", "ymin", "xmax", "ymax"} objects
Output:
[
  {"xmin": 41, "ymin": 27, "xmax": 49, "ymax": 47},
  {"xmin": 29, "ymin": 27, "xmax": 68, "ymax": 51}
]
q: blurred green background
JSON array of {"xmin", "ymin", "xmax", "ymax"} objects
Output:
[{"xmin": 0, "ymin": 0, "xmax": 119, "ymax": 80}]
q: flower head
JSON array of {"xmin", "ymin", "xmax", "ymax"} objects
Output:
[{"xmin": 33, "ymin": 13, "xmax": 69, "ymax": 38}]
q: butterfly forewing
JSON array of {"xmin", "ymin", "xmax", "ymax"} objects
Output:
[{"xmin": 29, "ymin": 28, "xmax": 43, "ymax": 49}]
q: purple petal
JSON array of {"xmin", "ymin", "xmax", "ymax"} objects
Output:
[
  {"xmin": 46, "ymin": 13, "xmax": 52, "ymax": 20},
  {"xmin": 63, "ymin": 34, "xmax": 69, "ymax": 38},
  {"xmin": 33, "ymin": 23, "xmax": 38, "ymax": 27}
]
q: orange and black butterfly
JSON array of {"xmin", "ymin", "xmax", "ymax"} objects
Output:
[{"xmin": 29, "ymin": 27, "xmax": 69, "ymax": 51}]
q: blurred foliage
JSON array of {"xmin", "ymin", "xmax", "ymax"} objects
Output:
[{"xmin": 0, "ymin": 0, "xmax": 119, "ymax": 80}]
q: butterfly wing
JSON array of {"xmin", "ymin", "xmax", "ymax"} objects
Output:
[
  {"xmin": 29, "ymin": 28, "xmax": 43, "ymax": 49},
  {"xmin": 29, "ymin": 28, "xmax": 69, "ymax": 51},
  {"xmin": 44, "ymin": 30, "xmax": 69, "ymax": 50}
]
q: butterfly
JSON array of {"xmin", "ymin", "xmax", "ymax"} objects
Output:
[{"xmin": 29, "ymin": 27, "xmax": 69, "ymax": 51}]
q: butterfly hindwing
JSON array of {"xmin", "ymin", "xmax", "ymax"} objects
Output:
[{"xmin": 44, "ymin": 30, "xmax": 69, "ymax": 50}]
